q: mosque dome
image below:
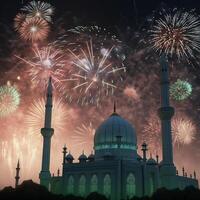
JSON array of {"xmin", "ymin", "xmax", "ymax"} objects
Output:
[
  {"xmin": 78, "ymin": 153, "xmax": 87, "ymax": 163},
  {"xmin": 94, "ymin": 106, "xmax": 137, "ymax": 160},
  {"xmin": 65, "ymin": 153, "xmax": 74, "ymax": 163},
  {"xmin": 88, "ymin": 153, "xmax": 95, "ymax": 162}
]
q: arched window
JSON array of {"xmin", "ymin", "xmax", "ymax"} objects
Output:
[
  {"xmin": 149, "ymin": 173, "xmax": 155, "ymax": 194},
  {"xmin": 67, "ymin": 175, "xmax": 74, "ymax": 194},
  {"xmin": 90, "ymin": 174, "xmax": 98, "ymax": 192},
  {"xmin": 126, "ymin": 173, "xmax": 136, "ymax": 199},
  {"xmin": 103, "ymin": 174, "xmax": 111, "ymax": 198},
  {"xmin": 79, "ymin": 175, "xmax": 86, "ymax": 196}
]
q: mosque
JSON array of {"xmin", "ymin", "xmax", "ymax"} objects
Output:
[{"xmin": 38, "ymin": 56, "xmax": 198, "ymax": 199}]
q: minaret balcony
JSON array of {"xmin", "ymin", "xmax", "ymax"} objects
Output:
[
  {"xmin": 158, "ymin": 106, "xmax": 174, "ymax": 120},
  {"xmin": 41, "ymin": 128, "xmax": 54, "ymax": 137}
]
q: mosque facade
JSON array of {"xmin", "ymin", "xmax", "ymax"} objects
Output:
[{"xmin": 39, "ymin": 56, "xmax": 198, "ymax": 200}]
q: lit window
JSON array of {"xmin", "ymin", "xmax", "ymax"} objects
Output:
[
  {"xmin": 90, "ymin": 174, "xmax": 98, "ymax": 192},
  {"xmin": 103, "ymin": 174, "xmax": 111, "ymax": 198},
  {"xmin": 126, "ymin": 173, "xmax": 136, "ymax": 198}
]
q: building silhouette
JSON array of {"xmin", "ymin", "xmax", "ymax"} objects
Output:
[
  {"xmin": 15, "ymin": 160, "xmax": 20, "ymax": 188},
  {"xmin": 39, "ymin": 56, "xmax": 198, "ymax": 199}
]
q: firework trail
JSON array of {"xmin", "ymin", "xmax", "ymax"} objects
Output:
[
  {"xmin": 149, "ymin": 9, "xmax": 200, "ymax": 59},
  {"xmin": 0, "ymin": 132, "xmax": 41, "ymax": 181},
  {"xmin": 0, "ymin": 85, "xmax": 20, "ymax": 117}
]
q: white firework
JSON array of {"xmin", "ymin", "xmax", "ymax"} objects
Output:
[
  {"xmin": 21, "ymin": 0, "xmax": 54, "ymax": 22},
  {"xmin": 66, "ymin": 40, "xmax": 126, "ymax": 105}
]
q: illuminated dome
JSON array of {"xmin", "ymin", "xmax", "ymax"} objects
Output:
[{"xmin": 94, "ymin": 108, "xmax": 137, "ymax": 161}]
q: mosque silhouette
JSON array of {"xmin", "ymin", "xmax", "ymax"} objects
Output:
[{"xmin": 22, "ymin": 56, "xmax": 198, "ymax": 200}]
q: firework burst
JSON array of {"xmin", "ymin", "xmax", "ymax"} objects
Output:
[
  {"xmin": 149, "ymin": 9, "xmax": 200, "ymax": 59},
  {"xmin": 15, "ymin": 45, "xmax": 66, "ymax": 88},
  {"xmin": 0, "ymin": 85, "xmax": 20, "ymax": 117},
  {"xmin": 71, "ymin": 122, "xmax": 95, "ymax": 152},
  {"xmin": 170, "ymin": 79, "xmax": 192, "ymax": 101},
  {"xmin": 65, "ymin": 40, "xmax": 126, "ymax": 105},
  {"xmin": 55, "ymin": 26, "xmax": 126, "ymax": 61},
  {"xmin": 143, "ymin": 113, "xmax": 196, "ymax": 155},
  {"xmin": 173, "ymin": 117, "xmax": 196, "ymax": 146},
  {"xmin": 123, "ymin": 86, "xmax": 140, "ymax": 101},
  {"xmin": 142, "ymin": 114, "xmax": 161, "ymax": 156},
  {"xmin": 25, "ymin": 98, "xmax": 69, "ymax": 136},
  {"xmin": 21, "ymin": 0, "xmax": 54, "ymax": 22},
  {"xmin": 18, "ymin": 17, "xmax": 49, "ymax": 42}
]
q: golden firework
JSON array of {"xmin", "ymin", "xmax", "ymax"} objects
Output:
[{"xmin": 19, "ymin": 17, "xmax": 49, "ymax": 42}]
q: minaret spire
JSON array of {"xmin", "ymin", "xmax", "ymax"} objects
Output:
[
  {"xmin": 39, "ymin": 77, "xmax": 54, "ymax": 189},
  {"xmin": 15, "ymin": 159, "xmax": 20, "ymax": 188},
  {"xmin": 141, "ymin": 143, "xmax": 147, "ymax": 162},
  {"xmin": 44, "ymin": 77, "xmax": 53, "ymax": 128},
  {"xmin": 114, "ymin": 101, "xmax": 116, "ymax": 113},
  {"xmin": 62, "ymin": 144, "xmax": 67, "ymax": 176}
]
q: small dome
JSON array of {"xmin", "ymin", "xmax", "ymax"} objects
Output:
[
  {"xmin": 88, "ymin": 153, "xmax": 95, "ymax": 161},
  {"xmin": 65, "ymin": 153, "xmax": 74, "ymax": 161},
  {"xmin": 65, "ymin": 153, "xmax": 74, "ymax": 163},
  {"xmin": 147, "ymin": 158, "xmax": 157, "ymax": 165},
  {"xmin": 78, "ymin": 153, "xmax": 87, "ymax": 162}
]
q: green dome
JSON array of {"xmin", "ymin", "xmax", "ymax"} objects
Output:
[{"xmin": 94, "ymin": 112, "xmax": 137, "ymax": 151}]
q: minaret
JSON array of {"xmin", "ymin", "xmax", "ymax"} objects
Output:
[
  {"xmin": 15, "ymin": 160, "xmax": 20, "ymax": 188},
  {"xmin": 158, "ymin": 55, "xmax": 174, "ymax": 166},
  {"xmin": 158, "ymin": 55, "xmax": 176, "ymax": 187},
  {"xmin": 39, "ymin": 77, "xmax": 54, "ymax": 189},
  {"xmin": 141, "ymin": 142, "xmax": 148, "ymax": 162},
  {"xmin": 62, "ymin": 145, "xmax": 67, "ymax": 176}
]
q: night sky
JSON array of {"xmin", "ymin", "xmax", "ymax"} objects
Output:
[{"xmin": 0, "ymin": 0, "xmax": 200, "ymax": 188}]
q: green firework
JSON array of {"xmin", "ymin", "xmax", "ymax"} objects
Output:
[
  {"xmin": 170, "ymin": 79, "xmax": 192, "ymax": 101},
  {"xmin": 0, "ymin": 85, "xmax": 20, "ymax": 117}
]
